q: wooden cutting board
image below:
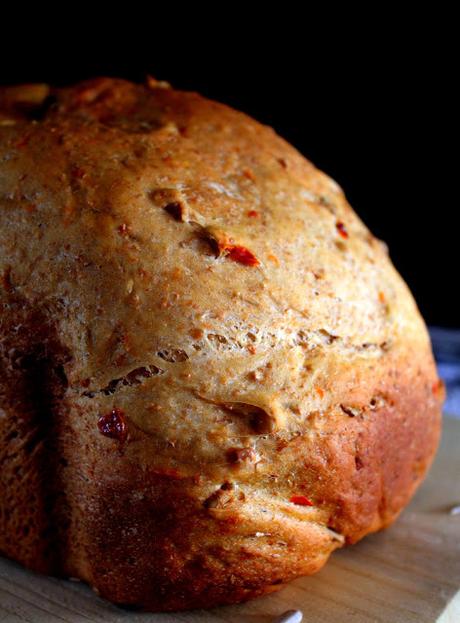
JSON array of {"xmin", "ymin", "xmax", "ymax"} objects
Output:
[{"xmin": 1, "ymin": 417, "xmax": 459, "ymax": 623}]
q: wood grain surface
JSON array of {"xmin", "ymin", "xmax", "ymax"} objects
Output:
[{"xmin": 1, "ymin": 418, "xmax": 459, "ymax": 623}]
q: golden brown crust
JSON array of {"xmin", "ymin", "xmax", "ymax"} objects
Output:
[{"xmin": 0, "ymin": 78, "xmax": 443, "ymax": 611}]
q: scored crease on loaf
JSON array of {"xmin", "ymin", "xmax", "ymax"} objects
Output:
[{"xmin": 0, "ymin": 78, "xmax": 444, "ymax": 611}]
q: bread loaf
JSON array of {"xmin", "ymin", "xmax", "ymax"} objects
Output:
[{"xmin": 0, "ymin": 78, "xmax": 444, "ymax": 611}]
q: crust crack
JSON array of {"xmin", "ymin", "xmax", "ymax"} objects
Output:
[{"xmin": 82, "ymin": 364, "xmax": 164, "ymax": 397}]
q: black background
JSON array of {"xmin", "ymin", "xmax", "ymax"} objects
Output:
[{"xmin": 0, "ymin": 17, "xmax": 456, "ymax": 326}]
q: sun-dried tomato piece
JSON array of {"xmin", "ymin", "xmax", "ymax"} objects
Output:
[
  {"xmin": 203, "ymin": 226, "xmax": 259, "ymax": 266},
  {"xmin": 336, "ymin": 221, "xmax": 349, "ymax": 239},
  {"xmin": 290, "ymin": 495, "xmax": 313, "ymax": 506},
  {"xmin": 226, "ymin": 245, "xmax": 259, "ymax": 266},
  {"xmin": 98, "ymin": 407, "xmax": 127, "ymax": 443},
  {"xmin": 117, "ymin": 223, "xmax": 130, "ymax": 236}
]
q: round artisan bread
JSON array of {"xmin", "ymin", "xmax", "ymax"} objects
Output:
[{"xmin": 0, "ymin": 78, "xmax": 443, "ymax": 611}]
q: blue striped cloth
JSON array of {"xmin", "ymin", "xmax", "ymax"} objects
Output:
[{"xmin": 429, "ymin": 327, "xmax": 460, "ymax": 418}]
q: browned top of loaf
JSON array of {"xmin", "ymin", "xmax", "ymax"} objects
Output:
[{"xmin": 0, "ymin": 79, "xmax": 441, "ymax": 535}]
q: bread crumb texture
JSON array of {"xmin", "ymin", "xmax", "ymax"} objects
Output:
[{"xmin": 0, "ymin": 78, "xmax": 444, "ymax": 611}]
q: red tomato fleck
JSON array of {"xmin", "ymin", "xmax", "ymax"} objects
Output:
[
  {"xmin": 278, "ymin": 158, "xmax": 288, "ymax": 169},
  {"xmin": 71, "ymin": 166, "xmax": 86, "ymax": 179},
  {"xmin": 223, "ymin": 516, "xmax": 240, "ymax": 526},
  {"xmin": 15, "ymin": 135, "xmax": 30, "ymax": 148},
  {"xmin": 336, "ymin": 221, "xmax": 349, "ymax": 239},
  {"xmin": 378, "ymin": 291, "xmax": 386, "ymax": 303},
  {"xmin": 98, "ymin": 408, "xmax": 127, "ymax": 443},
  {"xmin": 2, "ymin": 268, "xmax": 12, "ymax": 292},
  {"xmin": 247, "ymin": 210, "xmax": 259, "ymax": 218},
  {"xmin": 290, "ymin": 495, "xmax": 313, "ymax": 506},
  {"xmin": 243, "ymin": 169, "xmax": 256, "ymax": 181},
  {"xmin": 117, "ymin": 223, "xmax": 130, "ymax": 236},
  {"xmin": 138, "ymin": 267, "xmax": 150, "ymax": 279},
  {"xmin": 226, "ymin": 245, "xmax": 259, "ymax": 266},
  {"xmin": 151, "ymin": 467, "xmax": 184, "ymax": 479},
  {"xmin": 121, "ymin": 333, "xmax": 132, "ymax": 351},
  {"xmin": 315, "ymin": 386, "xmax": 325, "ymax": 398},
  {"xmin": 114, "ymin": 353, "xmax": 127, "ymax": 366}
]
